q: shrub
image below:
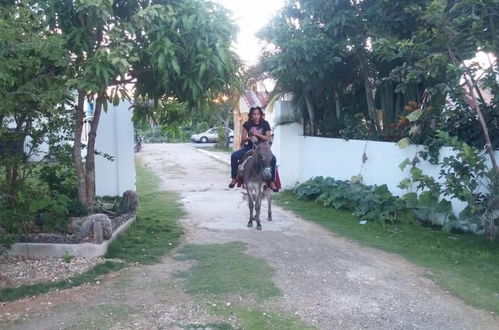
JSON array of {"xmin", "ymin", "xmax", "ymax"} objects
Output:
[{"xmin": 295, "ymin": 177, "xmax": 404, "ymax": 222}]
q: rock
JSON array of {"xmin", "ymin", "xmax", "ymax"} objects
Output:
[
  {"xmin": 93, "ymin": 221, "xmax": 104, "ymax": 244},
  {"xmin": 73, "ymin": 214, "xmax": 113, "ymax": 243},
  {"xmin": 121, "ymin": 190, "xmax": 139, "ymax": 212},
  {"xmin": 67, "ymin": 217, "xmax": 87, "ymax": 234}
]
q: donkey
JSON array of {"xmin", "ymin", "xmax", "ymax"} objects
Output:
[{"xmin": 242, "ymin": 141, "xmax": 273, "ymax": 230}]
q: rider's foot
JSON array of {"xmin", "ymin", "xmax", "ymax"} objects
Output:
[
  {"xmin": 228, "ymin": 179, "xmax": 237, "ymax": 189},
  {"xmin": 269, "ymin": 181, "xmax": 279, "ymax": 192}
]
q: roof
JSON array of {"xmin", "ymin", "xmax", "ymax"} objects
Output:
[{"xmin": 241, "ymin": 90, "xmax": 269, "ymax": 109}]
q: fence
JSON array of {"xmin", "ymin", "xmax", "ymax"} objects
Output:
[{"xmin": 271, "ymin": 101, "xmax": 499, "ymax": 215}]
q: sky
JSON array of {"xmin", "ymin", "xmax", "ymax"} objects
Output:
[{"xmin": 214, "ymin": 0, "xmax": 285, "ymax": 66}]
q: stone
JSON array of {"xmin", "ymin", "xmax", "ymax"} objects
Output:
[
  {"xmin": 121, "ymin": 190, "xmax": 139, "ymax": 212},
  {"xmin": 93, "ymin": 221, "xmax": 104, "ymax": 244},
  {"xmin": 73, "ymin": 214, "xmax": 112, "ymax": 243},
  {"xmin": 67, "ymin": 217, "xmax": 87, "ymax": 234}
]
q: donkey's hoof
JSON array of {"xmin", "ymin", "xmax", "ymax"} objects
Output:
[
  {"xmin": 256, "ymin": 224, "xmax": 262, "ymax": 230},
  {"xmin": 268, "ymin": 217, "xmax": 272, "ymax": 222},
  {"xmin": 247, "ymin": 222, "xmax": 253, "ymax": 228}
]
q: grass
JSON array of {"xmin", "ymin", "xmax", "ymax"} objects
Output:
[
  {"xmin": 174, "ymin": 242, "xmax": 280, "ymax": 299},
  {"xmin": 174, "ymin": 242, "xmax": 314, "ymax": 329},
  {"xmin": 0, "ymin": 159, "xmax": 184, "ymax": 301},
  {"xmin": 203, "ymin": 146, "xmax": 232, "ymax": 152},
  {"xmin": 106, "ymin": 159, "xmax": 184, "ymax": 263},
  {"xmin": 275, "ymin": 191, "xmax": 499, "ymax": 314},
  {"xmin": 211, "ymin": 304, "xmax": 315, "ymax": 330}
]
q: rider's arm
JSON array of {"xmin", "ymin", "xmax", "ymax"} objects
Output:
[
  {"xmin": 240, "ymin": 128, "xmax": 249, "ymax": 147},
  {"xmin": 254, "ymin": 129, "xmax": 272, "ymax": 142}
]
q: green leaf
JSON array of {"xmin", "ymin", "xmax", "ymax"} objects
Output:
[
  {"xmin": 398, "ymin": 178, "xmax": 412, "ymax": 190},
  {"xmin": 406, "ymin": 109, "xmax": 423, "ymax": 122},
  {"xmin": 435, "ymin": 199, "xmax": 452, "ymax": 214},
  {"xmin": 171, "ymin": 59, "xmax": 180, "ymax": 75},
  {"xmin": 399, "ymin": 158, "xmax": 411, "ymax": 171},
  {"xmin": 350, "ymin": 175, "xmax": 363, "ymax": 183},
  {"xmin": 397, "ymin": 137, "xmax": 411, "ymax": 149},
  {"xmin": 29, "ymin": 197, "xmax": 52, "ymax": 213},
  {"xmin": 402, "ymin": 192, "xmax": 419, "ymax": 208}
]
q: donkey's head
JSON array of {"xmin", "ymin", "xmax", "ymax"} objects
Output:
[{"xmin": 255, "ymin": 142, "xmax": 273, "ymax": 181}]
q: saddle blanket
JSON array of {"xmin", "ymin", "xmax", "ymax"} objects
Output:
[{"xmin": 236, "ymin": 168, "xmax": 281, "ymax": 189}]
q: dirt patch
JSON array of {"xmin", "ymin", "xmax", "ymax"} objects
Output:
[
  {"xmin": 0, "ymin": 283, "xmax": 102, "ymax": 322},
  {"xmin": 0, "ymin": 256, "xmax": 105, "ymax": 289}
]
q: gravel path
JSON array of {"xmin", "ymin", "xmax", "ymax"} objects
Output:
[
  {"xmin": 0, "ymin": 256, "xmax": 104, "ymax": 289},
  {"xmin": 1, "ymin": 143, "xmax": 498, "ymax": 330}
]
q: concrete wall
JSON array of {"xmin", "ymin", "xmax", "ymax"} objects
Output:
[
  {"xmin": 94, "ymin": 101, "xmax": 136, "ymax": 196},
  {"xmin": 272, "ymin": 101, "xmax": 498, "ymax": 215},
  {"xmin": 272, "ymin": 102, "xmax": 302, "ymax": 188}
]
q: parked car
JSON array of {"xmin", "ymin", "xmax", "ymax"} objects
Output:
[{"xmin": 191, "ymin": 127, "xmax": 234, "ymax": 143}]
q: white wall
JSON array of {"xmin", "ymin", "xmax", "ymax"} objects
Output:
[
  {"xmin": 94, "ymin": 101, "xmax": 136, "ymax": 196},
  {"xmin": 273, "ymin": 101, "xmax": 303, "ymax": 188},
  {"xmin": 272, "ymin": 101, "xmax": 498, "ymax": 215},
  {"xmin": 25, "ymin": 135, "xmax": 49, "ymax": 162}
]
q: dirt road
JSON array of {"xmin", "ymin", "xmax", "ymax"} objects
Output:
[{"xmin": 1, "ymin": 143, "xmax": 497, "ymax": 329}]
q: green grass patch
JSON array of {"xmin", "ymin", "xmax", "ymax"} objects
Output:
[
  {"xmin": 275, "ymin": 191, "xmax": 499, "ymax": 314},
  {"xmin": 0, "ymin": 261, "xmax": 125, "ymax": 302},
  {"xmin": 105, "ymin": 159, "xmax": 184, "ymax": 264},
  {"xmin": 203, "ymin": 146, "xmax": 232, "ymax": 153},
  {"xmin": 174, "ymin": 242, "xmax": 280, "ymax": 299},
  {"xmin": 211, "ymin": 304, "xmax": 315, "ymax": 330}
]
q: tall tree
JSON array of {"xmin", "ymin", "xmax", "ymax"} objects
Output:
[
  {"xmin": 257, "ymin": 0, "xmax": 381, "ymax": 136},
  {"xmin": 43, "ymin": 0, "xmax": 240, "ymax": 208},
  {"xmin": 0, "ymin": 1, "xmax": 70, "ymax": 210},
  {"xmin": 385, "ymin": 0, "xmax": 499, "ymax": 169}
]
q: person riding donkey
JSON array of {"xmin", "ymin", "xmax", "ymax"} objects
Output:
[{"xmin": 228, "ymin": 106, "xmax": 279, "ymax": 192}]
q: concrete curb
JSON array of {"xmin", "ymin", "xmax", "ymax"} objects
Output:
[
  {"xmin": 8, "ymin": 214, "xmax": 137, "ymax": 258},
  {"xmin": 195, "ymin": 148, "xmax": 230, "ymax": 165}
]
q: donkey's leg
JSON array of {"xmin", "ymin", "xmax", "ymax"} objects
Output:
[
  {"xmin": 247, "ymin": 191, "xmax": 254, "ymax": 228},
  {"xmin": 255, "ymin": 194, "xmax": 262, "ymax": 230},
  {"xmin": 267, "ymin": 191, "xmax": 272, "ymax": 221}
]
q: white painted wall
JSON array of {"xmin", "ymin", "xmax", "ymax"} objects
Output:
[
  {"xmin": 25, "ymin": 135, "xmax": 49, "ymax": 162},
  {"xmin": 272, "ymin": 101, "xmax": 499, "ymax": 215},
  {"xmin": 94, "ymin": 101, "xmax": 136, "ymax": 196},
  {"xmin": 272, "ymin": 101, "xmax": 303, "ymax": 188}
]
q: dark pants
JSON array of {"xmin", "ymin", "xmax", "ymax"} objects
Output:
[{"xmin": 231, "ymin": 146, "xmax": 277, "ymax": 181}]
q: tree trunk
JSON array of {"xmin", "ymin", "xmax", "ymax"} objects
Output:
[
  {"xmin": 5, "ymin": 164, "xmax": 18, "ymax": 209},
  {"xmin": 357, "ymin": 53, "xmax": 380, "ymax": 133},
  {"xmin": 85, "ymin": 96, "xmax": 104, "ymax": 209},
  {"xmin": 304, "ymin": 94, "xmax": 315, "ymax": 135},
  {"xmin": 334, "ymin": 89, "xmax": 341, "ymax": 120},
  {"xmin": 448, "ymin": 48, "xmax": 499, "ymax": 172},
  {"xmin": 463, "ymin": 75, "xmax": 499, "ymax": 172},
  {"xmin": 363, "ymin": 76, "xmax": 379, "ymax": 131},
  {"xmin": 224, "ymin": 118, "xmax": 230, "ymax": 148},
  {"xmin": 448, "ymin": 47, "xmax": 499, "ymax": 173},
  {"xmin": 74, "ymin": 90, "xmax": 87, "ymax": 206}
]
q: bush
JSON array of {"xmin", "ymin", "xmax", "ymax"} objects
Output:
[
  {"xmin": 295, "ymin": 177, "xmax": 404, "ymax": 222},
  {"xmin": 38, "ymin": 163, "xmax": 78, "ymax": 198}
]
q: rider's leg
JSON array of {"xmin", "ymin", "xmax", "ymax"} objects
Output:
[
  {"xmin": 229, "ymin": 147, "xmax": 249, "ymax": 187},
  {"xmin": 269, "ymin": 155, "xmax": 279, "ymax": 192}
]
